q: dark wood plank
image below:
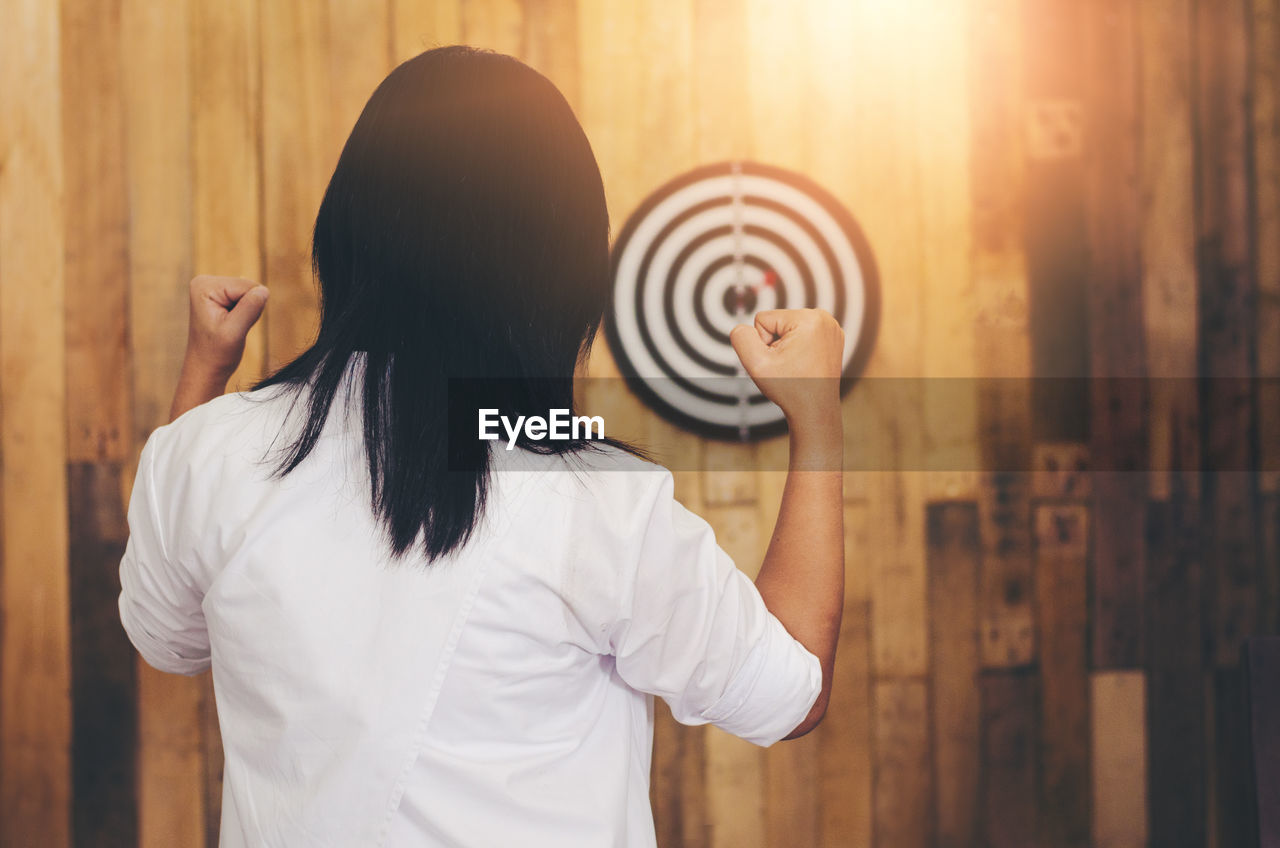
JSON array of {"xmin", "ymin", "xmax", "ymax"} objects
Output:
[
  {"xmin": 1144, "ymin": 495, "xmax": 1207, "ymax": 848},
  {"xmin": 1083, "ymin": 0, "xmax": 1149, "ymax": 671},
  {"xmin": 872, "ymin": 679, "xmax": 932, "ymax": 848},
  {"xmin": 1022, "ymin": 0, "xmax": 1090, "ymax": 444},
  {"xmin": 977, "ymin": 470, "xmax": 1034, "ymax": 668},
  {"xmin": 1213, "ymin": 667, "xmax": 1258, "ymax": 848},
  {"xmin": 979, "ymin": 668, "xmax": 1038, "ymax": 847},
  {"xmin": 926, "ymin": 503, "xmax": 981, "ymax": 848},
  {"xmin": 1033, "ymin": 505, "xmax": 1090, "ymax": 848},
  {"xmin": 1196, "ymin": 0, "xmax": 1262, "ymax": 667},
  {"xmin": 1031, "ymin": 443, "xmax": 1090, "ymax": 500},
  {"xmin": 1245, "ymin": 638, "xmax": 1280, "ymax": 847},
  {"xmin": 68, "ymin": 463, "xmax": 138, "ymax": 847}
]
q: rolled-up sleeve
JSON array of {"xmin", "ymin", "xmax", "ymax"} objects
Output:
[
  {"xmin": 118, "ymin": 429, "xmax": 211, "ymax": 676},
  {"xmin": 608, "ymin": 471, "xmax": 822, "ymax": 748}
]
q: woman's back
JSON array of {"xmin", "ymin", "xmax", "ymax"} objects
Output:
[{"xmin": 119, "ymin": 353, "xmax": 821, "ymax": 846}]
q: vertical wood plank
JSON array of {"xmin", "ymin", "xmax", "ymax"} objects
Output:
[
  {"xmin": 122, "ymin": 0, "xmax": 193, "ymax": 445},
  {"xmin": 0, "ymin": 0, "xmax": 70, "ymax": 842},
  {"xmin": 1196, "ymin": 0, "xmax": 1262, "ymax": 668},
  {"xmin": 1091, "ymin": 670, "xmax": 1148, "ymax": 848},
  {"xmin": 327, "ymin": 0, "xmax": 392, "ymax": 168},
  {"xmin": 1085, "ymin": 0, "xmax": 1149, "ymax": 672},
  {"xmin": 262, "ymin": 0, "xmax": 328, "ymax": 370},
  {"xmin": 1145, "ymin": 494, "xmax": 1207, "ymax": 848},
  {"xmin": 1034, "ymin": 504, "xmax": 1090, "ymax": 848},
  {"xmin": 68, "ymin": 464, "xmax": 137, "ymax": 846},
  {"xmin": 979, "ymin": 669, "xmax": 1039, "ymax": 848},
  {"xmin": 817, "ymin": 602, "xmax": 873, "ymax": 848},
  {"xmin": 1255, "ymin": 0, "xmax": 1280, "ymax": 496},
  {"xmin": 60, "ymin": 4, "xmax": 136, "ymax": 842},
  {"xmin": 61, "ymin": 0, "xmax": 130, "ymax": 464},
  {"xmin": 927, "ymin": 503, "xmax": 981, "ymax": 848},
  {"xmin": 1211, "ymin": 667, "xmax": 1257, "ymax": 848},
  {"xmin": 977, "ymin": 469, "xmax": 1034, "ymax": 668},
  {"xmin": 1139, "ymin": 0, "xmax": 1200, "ymax": 502},
  {"xmin": 1022, "ymin": 0, "xmax": 1089, "ymax": 444},
  {"xmin": 975, "ymin": 0, "xmax": 1035, "ymax": 672},
  {"xmin": 871, "ymin": 679, "xmax": 932, "ymax": 848}
]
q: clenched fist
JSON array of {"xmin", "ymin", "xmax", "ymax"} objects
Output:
[
  {"xmin": 729, "ymin": 308, "xmax": 845, "ymax": 425},
  {"xmin": 183, "ymin": 274, "xmax": 269, "ymax": 380}
]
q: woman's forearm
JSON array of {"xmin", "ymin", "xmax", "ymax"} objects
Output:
[{"xmin": 753, "ymin": 411, "xmax": 845, "ymax": 739}]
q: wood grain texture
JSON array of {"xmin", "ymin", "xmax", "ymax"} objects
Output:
[
  {"xmin": 0, "ymin": 0, "xmax": 70, "ymax": 842},
  {"xmin": 980, "ymin": 669, "xmax": 1039, "ymax": 848},
  {"xmin": 1022, "ymin": 0, "xmax": 1089, "ymax": 444},
  {"xmin": 67, "ymin": 463, "xmax": 137, "ymax": 846},
  {"xmin": 1084, "ymin": 0, "xmax": 1149, "ymax": 672},
  {"xmin": 1145, "ymin": 495, "xmax": 1207, "ymax": 848},
  {"xmin": 62, "ymin": 0, "xmax": 130, "ymax": 464},
  {"xmin": 927, "ymin": 503, "xmax": 981, "ymax": 848},
  {"xmin": 261, "ymin": 0, "xmax": 328, "ymax": 370},
  {"xmin": 872, "ymin": 679, "xmax": 932, "ymax": 848},
  {"xmin": 1139, "ymin": 0, "xmax": 1200, "ymax": 502},
  {"xmin": 1196, "ymin": 0, "xmax": 1262, "ymax": 669},
  {"xmin": 1256, "ymin": 0, "xmax": 1280, "ymax": 495},
  {"xmin": 1211, "ymin": 667, "xmax": 1258, "ymax": 848},
  {"xmin": 1034, "ymin": 504, "xmax": 1090, "ymax": 848},
  {"xmin": 818, "ymin": 602, "xmax": 872, "ymax": 848},
  {"xmin": 1091, "ymin": 670, "xmax": 1148, "ymax": 848}
]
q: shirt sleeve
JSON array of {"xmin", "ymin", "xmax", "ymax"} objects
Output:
[
  {"xmin": 117, "ymin": 427, "xmax": 212, "ymax": 676},
  {"xmin": 607, "ymin": 470, "xmax": 822, "ymax": 748}
]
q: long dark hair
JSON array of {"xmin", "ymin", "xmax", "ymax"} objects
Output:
[{"xmin": 248, "ymin": 45, "xmax": 642, "ymax": 563}]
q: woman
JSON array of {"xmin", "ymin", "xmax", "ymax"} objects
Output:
[{"xmin": 120, "ymin": 45, "xmax": 845, "ymax": 846}]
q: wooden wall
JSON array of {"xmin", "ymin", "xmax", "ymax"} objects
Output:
[{"xmin": 1, "ymin": 0, "xmax": 1277, "ymax": 845}]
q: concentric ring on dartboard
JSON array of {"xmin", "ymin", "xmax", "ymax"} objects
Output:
[{"xmin": 604, "ymin": 160, "xmax": 880, "ymax": 442}]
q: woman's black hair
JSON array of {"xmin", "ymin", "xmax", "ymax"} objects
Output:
[{"xmin": 247, "ymin": 45, "xmax": 645, "ymax": 563}]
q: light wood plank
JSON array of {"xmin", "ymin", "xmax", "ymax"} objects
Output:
[
  {"xmin": 62, "ymin": 0, "xmax": 130, "ymax": 463},
  {"xmin": 872, "ymin": 679, "xmax": 932, "ymax": 848},
  {"xmin": 1091, "ymin": 670, "xmax": 1148, "ymax": 848},
  {"xmin": 0, "ymin": 0, "xmax": 70, "ymax": 842},
  {"xmin": 817, "ymin": 602, "xmax": 872, "ymax": 848},
  {"xmin": 261, "ymin": 0, "xmax": 328, "ymax": 371}
]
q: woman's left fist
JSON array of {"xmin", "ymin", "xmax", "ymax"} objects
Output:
[{"xmin": 183, "ymin": 274, "xmax": 269, "ymax": 379}]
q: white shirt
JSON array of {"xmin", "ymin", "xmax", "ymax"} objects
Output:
[{"xmin": 118, "ymin": 354, "xmax": 822, "ymax": 847}]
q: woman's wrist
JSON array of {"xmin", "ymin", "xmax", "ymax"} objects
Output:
[{"xmin": 786, "ymin": 405, "xmax": 843, "ymax": 471}]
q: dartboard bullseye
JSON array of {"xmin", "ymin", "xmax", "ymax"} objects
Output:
[{"xmin": 604, "ymin": 160, "xmax": 880, "ymax": 441}]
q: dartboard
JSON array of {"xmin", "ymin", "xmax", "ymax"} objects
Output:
[{"xmin": 605, "ymin": 160, "xmax": 879, "ymax": 441}]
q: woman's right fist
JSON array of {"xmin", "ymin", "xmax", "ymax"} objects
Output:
[{"xmin": 729, "ymin": 308, "xmax": 845, "ymax": 423}]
